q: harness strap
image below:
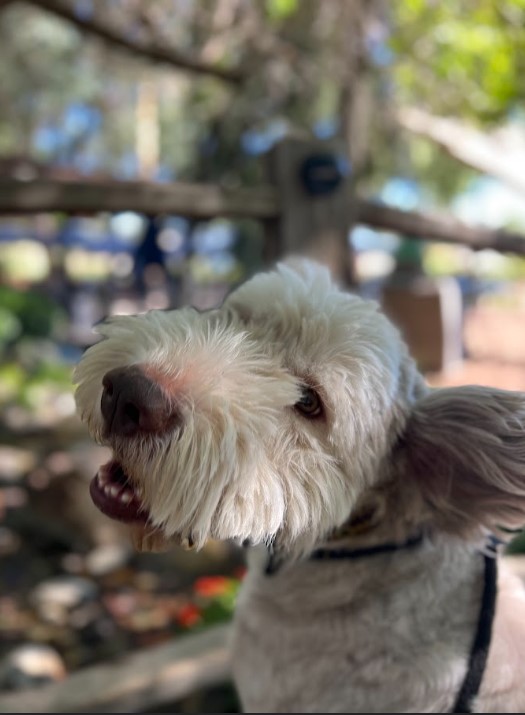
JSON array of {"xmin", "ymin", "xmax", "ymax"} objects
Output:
[
  {"xmin": 451, "ymin": 552, "xmax": 498, "ymax": 713},
  {"xmin": 265, "ymin": 536, "xmax": 498, "ymax": 713}
]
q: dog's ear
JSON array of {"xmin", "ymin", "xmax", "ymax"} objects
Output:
[{"xmin": 401, "ymin": 386, "xmax": 525, "ymax": 536}]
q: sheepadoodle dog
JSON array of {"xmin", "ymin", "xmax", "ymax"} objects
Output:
[{"xmin": 75, "ymin": 260, "xmax": 525, "ymax": 713}]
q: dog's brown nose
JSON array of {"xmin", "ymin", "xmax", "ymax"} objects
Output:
[{"xmin": 101, "ymin": 366, "xmax": 178, "ymax": 437}]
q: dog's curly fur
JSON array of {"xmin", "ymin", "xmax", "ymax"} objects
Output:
[{"xmin": 75, "ymin": 260, "xmax": 525, "ymax": 713}]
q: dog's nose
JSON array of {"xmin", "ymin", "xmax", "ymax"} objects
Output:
[{"xmin": 101, "ymin": 366, "xmax": 179, "ymax": 437}]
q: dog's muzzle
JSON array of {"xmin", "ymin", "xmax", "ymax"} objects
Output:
[{"xmin": 90, "ymin": 365, "xmax": 180, "ymax": 525}]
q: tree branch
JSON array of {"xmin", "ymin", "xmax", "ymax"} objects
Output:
[
  {"xmin": 24, "ymin": 0, "xmax": 244, "ymax": 84},
  {"xmin": 397, "ymin": 106, "xmax": 525, "ymax": 196}
]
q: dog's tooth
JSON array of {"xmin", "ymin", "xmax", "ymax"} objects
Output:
[
  {"xmin": 97, "ymin": 471, "xmax": 107, "ymax": 486},
  {"xmin": 119, "ymin": 491, "xmax": 132, "ymax": 504},
  {"xmin": 109, "ymin": 485, "xmax": 120, "ymax": 498},
  {"xmin": 103, "ymin": 484, "xmax": 112, "ymax": 496}
]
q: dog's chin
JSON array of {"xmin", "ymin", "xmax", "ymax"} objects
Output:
[{"xmin": 89, "ymin": 459, "xmax": 182, "ymax": 552}]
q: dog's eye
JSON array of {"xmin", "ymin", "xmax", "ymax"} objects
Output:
[{"xmin": 295, "ymin": 387, "xmax": 323, "ymax": 418}]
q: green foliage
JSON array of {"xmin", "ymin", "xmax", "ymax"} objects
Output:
[
  {"xmin": 364, "ymin": 0, "xmax": 525, "ymax": 202},
  {"xmin": 0, "ymin": 287, "xmax": 71, "ymax": 413},
  {"xmin": 390, "ymin": 0, "xmax": 525, "ymax": 123},
  {"xmin": 0, "ymin": 306, "xmax": 21, "ymax": 348},
  {"xmin": 504, "ymin": 530, "xmax": 525, "ymax": 555},
  {"xmin": 0, "ymin": 361, "xmax": 25, "ymax": 403},
  {"xmin": 266, "ymin": 0, "xmax": 299, "ymax": 22},
  {"xmin": 0, "ymin": 286, "xmax": 66, "ymax": 340},
  {"xmin": 0, "ymin": 356, "xmax": 72, "ymax": 409}
]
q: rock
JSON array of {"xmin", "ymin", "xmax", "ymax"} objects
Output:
[
  {"xmin": 0, "ymin": 446, "xmax": 35, "ymax": 482},
  {"xmin": 0, "ymin": 643, "xmax": 66, "ymax": 690},
  {"xmin": 85, "ymin": 543, "xmax": 132, "ymax": 577},
  {"xmin": 31, "ymin": 576, "xmax": 99, "ymax": 625}
]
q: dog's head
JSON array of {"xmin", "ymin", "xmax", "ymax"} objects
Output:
[{"xmin": 74, "ymin": 260, "xmax": 525, "ymax": 555}]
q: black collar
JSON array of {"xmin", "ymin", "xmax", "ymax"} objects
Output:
[
  {"xmin": 311, "ymin": 531, "xmax": 425, "ymax": 562},
  {"xmin": 264, "ymin": 531, "xmax": 425, "ymax": 575}
]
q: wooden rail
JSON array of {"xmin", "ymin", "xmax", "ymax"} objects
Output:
[
  {"xmin": 0, "ymin": 624, "xmax": 232, "ymax": 713},
  {"xmin": 356, "ymin": 200, "xmax": 525, "ymax": 256},
  {"xmin": 1, "ymin": 178, "xmax": 525, "ymax": 255},
  {"xmin": 0, "ymin": 179, "xmax": 279, "ymax": 221}
]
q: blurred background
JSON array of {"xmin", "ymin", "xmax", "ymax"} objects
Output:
[{"xmin": 0, "ymin": 0, "xmax": 525, "ymax": 711}]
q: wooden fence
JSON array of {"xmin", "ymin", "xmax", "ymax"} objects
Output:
[
  {"xmin": 2, "ymin": 175, "xmax": 524, "ymax": 253},
  {"xmin": 2, "ymin": 137, "xmax": 525, "ymax": 285}
]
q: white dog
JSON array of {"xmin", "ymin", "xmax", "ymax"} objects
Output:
[{"xmin": 74, "ymin": 260, "xmax": 525, "ymax": 713}]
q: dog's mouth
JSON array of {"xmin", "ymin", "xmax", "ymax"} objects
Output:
[
  {"xmin": 90, "ymin": 459, "xmax": 149, "ymax": 524},
  {"xmin": 90, "ymin": 459, "xmax": 187, "ymax": 553}
]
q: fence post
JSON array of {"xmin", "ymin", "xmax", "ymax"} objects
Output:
[{"xmin": 269, "ymin": 137, "xmax": 356, "ymax": 286}]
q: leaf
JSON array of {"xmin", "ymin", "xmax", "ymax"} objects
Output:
[{"xmin": 266, "ymin": 0, "xmax": 298, "ymax": 22}]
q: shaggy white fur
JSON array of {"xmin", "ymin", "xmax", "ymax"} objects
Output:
[{"xmin": 74, "ymin": 260, "xmax": 525, "ymax": 713}]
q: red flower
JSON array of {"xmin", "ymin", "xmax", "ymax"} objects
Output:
[
  {"xmin": 193, "ymin": 575, "xmax": 231, "ymax": 598},
  {"xmin": 176, "ymin": 603, "xmax": 202, "ymax": 628}
]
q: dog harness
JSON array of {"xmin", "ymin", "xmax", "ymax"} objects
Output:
[
  {"xmin": 265, "ymin": 534, "xmax": 498, "ymax": 713},
  {"xmin": 450, "ymin": 549, "xmax": 497, "ymax": 713}
]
